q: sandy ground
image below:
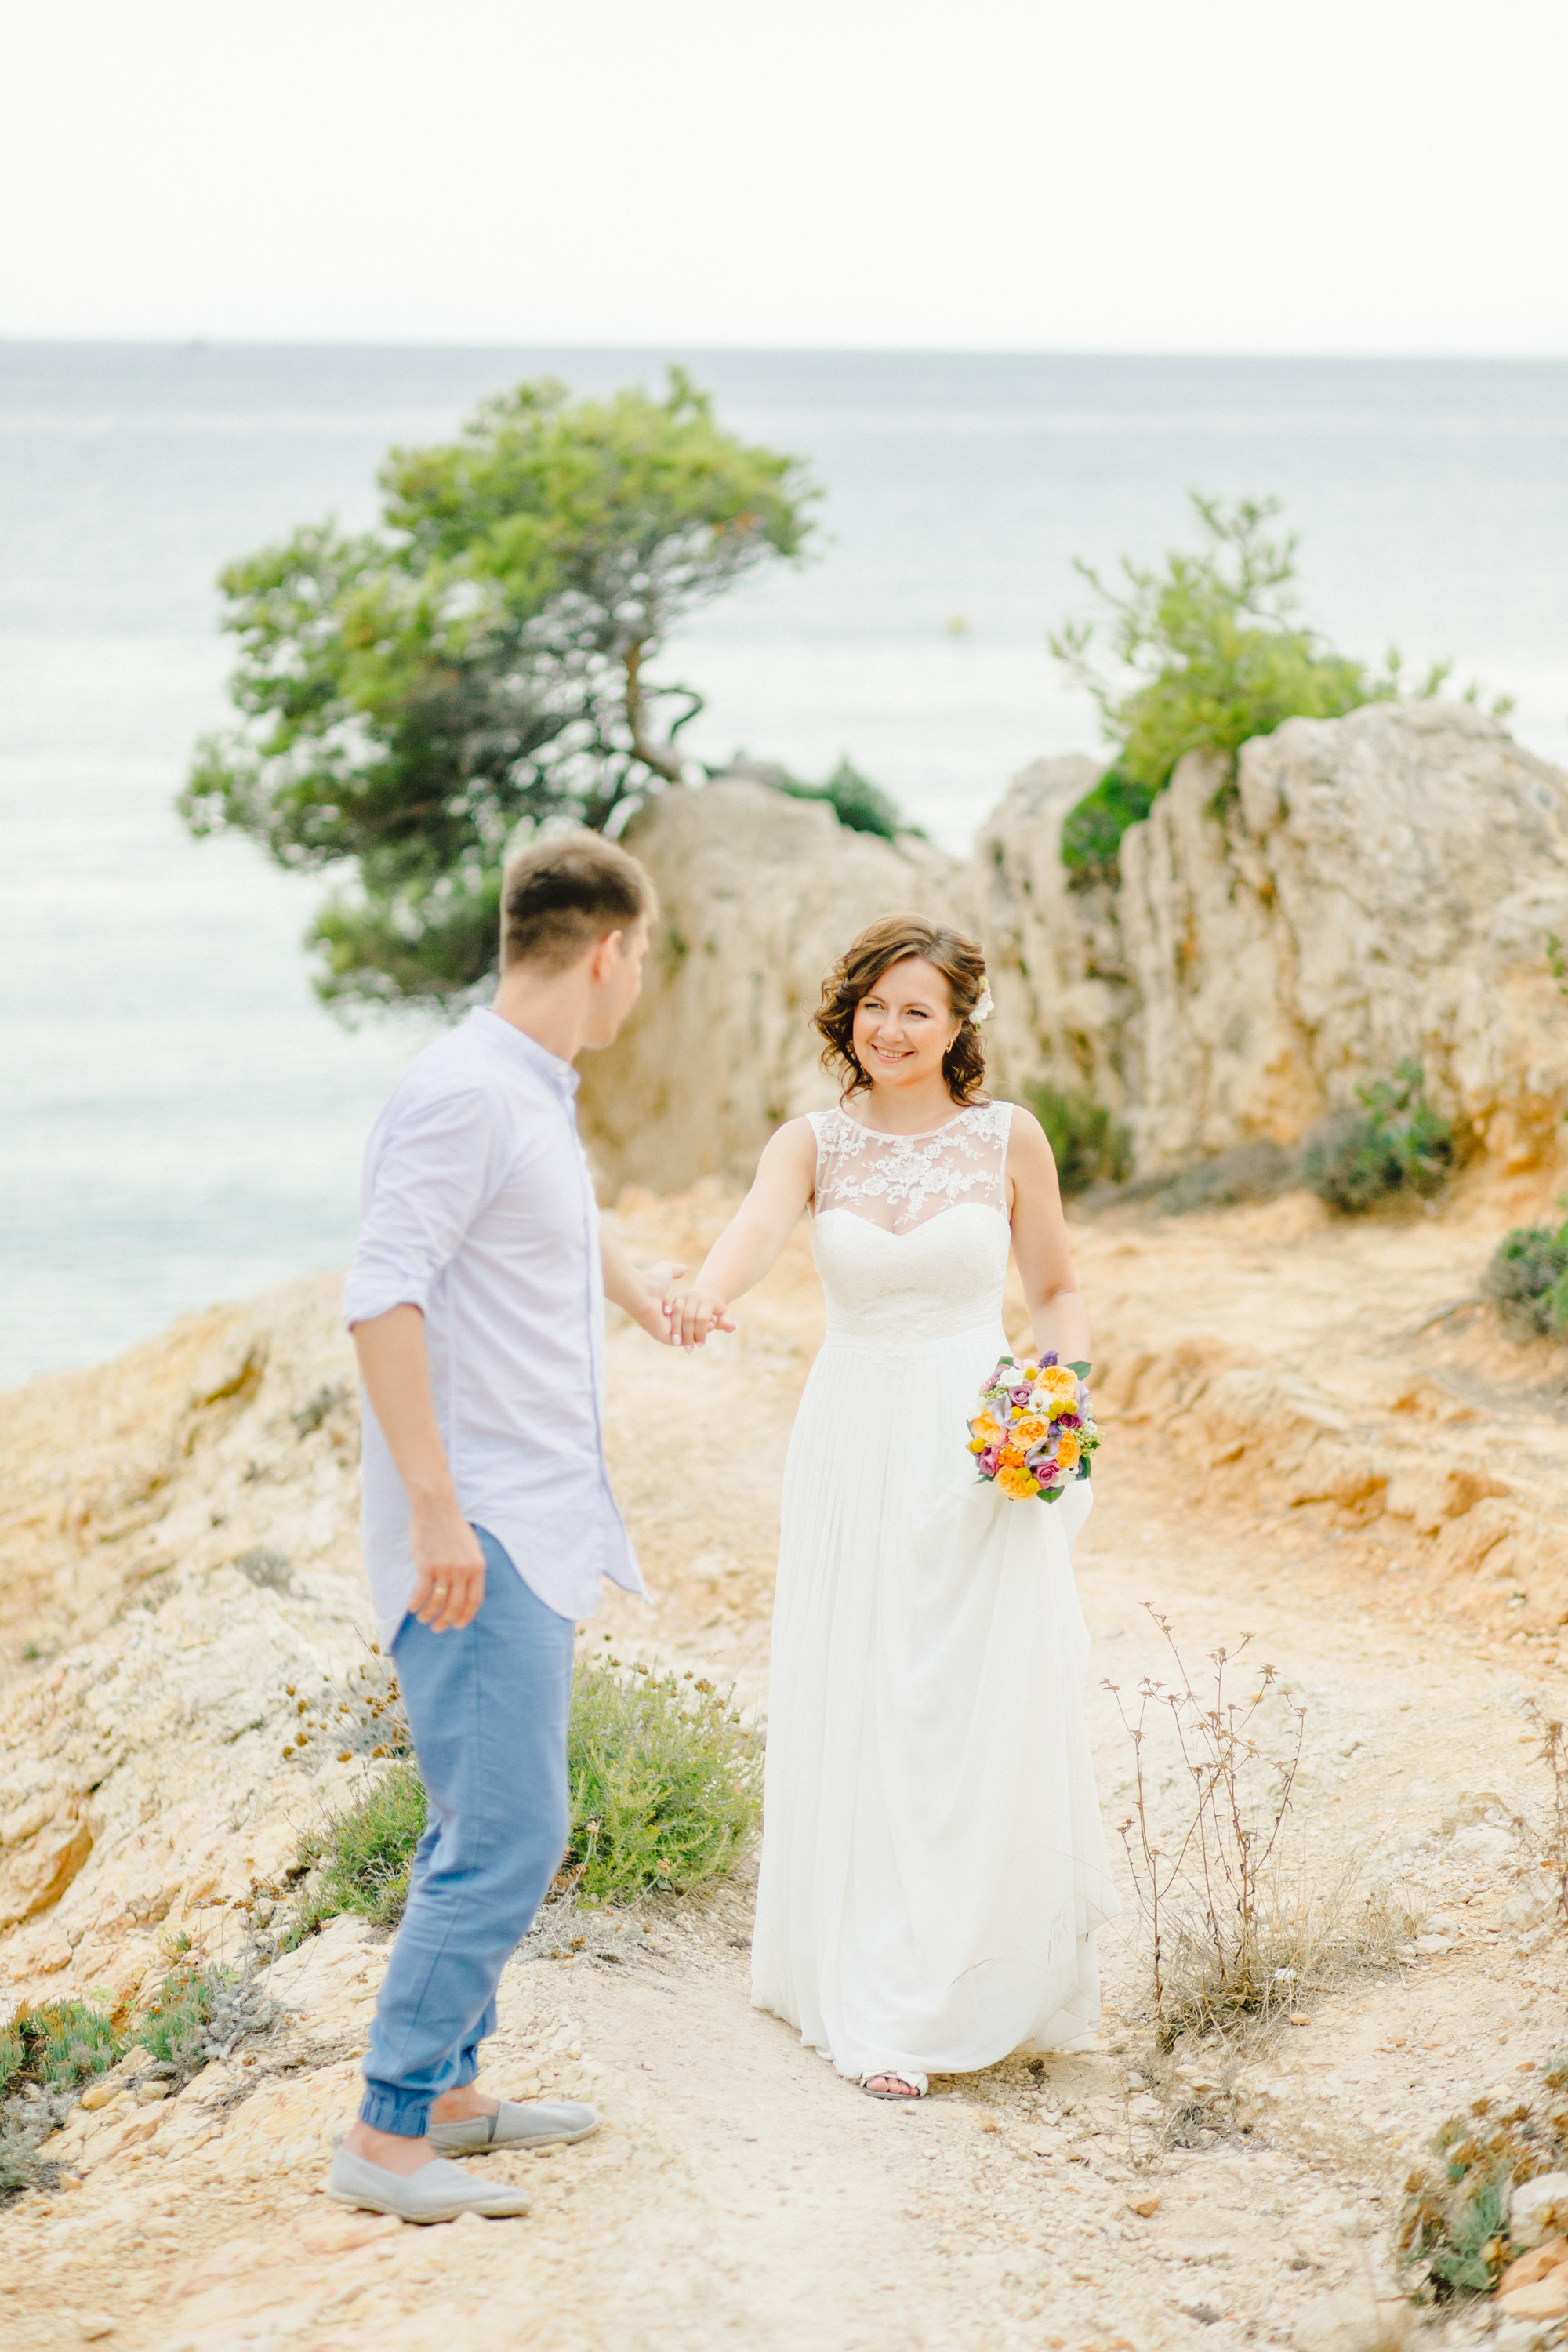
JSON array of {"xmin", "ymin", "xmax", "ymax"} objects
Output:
[{"xmin": 1, "ymin": 1174, "xmax": 1566, "ymax": 2350}]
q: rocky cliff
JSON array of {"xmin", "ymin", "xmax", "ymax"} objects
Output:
[{"xmin": 579, "ymin": 706, "xmax": 1568, "ymax": 1193}]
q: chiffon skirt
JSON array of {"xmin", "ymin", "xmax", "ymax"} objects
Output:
[{"xmin": 750, "ymin": 1316, "xmax": 1121, "ymax": 2085}]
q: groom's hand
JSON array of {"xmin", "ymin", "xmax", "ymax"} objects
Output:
[
  {"xmin": 623, "ymin": 1258, "xmax": 686, "ymax": 1345},
  {"xmin": 663, "ymin": 1283, "xmax": 736, "ymax": 1352},
  {"xmin": 409, "ymin": 1497, "xmax": 486, "ymax": 1632}
]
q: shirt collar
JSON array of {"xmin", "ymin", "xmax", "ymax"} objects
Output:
[{"xmin": 469, "ymin": 1006, "xmax": 581, "ymax": 1097}]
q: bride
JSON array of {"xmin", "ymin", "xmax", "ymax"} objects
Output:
[{"xmin": 666, "ymin": 915, "xmax": 1120, "ymax": 2100}]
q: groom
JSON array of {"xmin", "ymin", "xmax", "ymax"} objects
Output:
[{"xmin": 327, "ymin": 830, "xmax": 677, "ymax": 2224}]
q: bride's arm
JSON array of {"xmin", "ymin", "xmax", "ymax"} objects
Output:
[
  {"xmin": 664, "ymin": 1119, "xmax": 818, "ymax": 1349},
  {"xmin": 1005, "ymin": 1107, "xmax": 1092, "ymax": 1367}
]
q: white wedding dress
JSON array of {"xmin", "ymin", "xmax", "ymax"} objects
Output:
[{"xmin": 750, "ymin": 1102, "xmax": 1120, "ymax": 2086}]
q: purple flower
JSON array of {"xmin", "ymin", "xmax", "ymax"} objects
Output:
[{"xmin": 1009, "ymin": 1386, "xmax": 1033, "ymax": 1406}]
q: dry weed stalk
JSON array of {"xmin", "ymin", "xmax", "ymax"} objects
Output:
[
  {"xmin": 1108, "ymin": 1610, "xmax": 1307, "ymax": 2044},
  {"xmin": 1519, "ymin": 1694, "xmax": 1568, "ymax": 1930}
]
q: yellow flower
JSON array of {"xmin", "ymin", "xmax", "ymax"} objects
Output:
[
  {"xmin": 1014, "ymin": 1414, "xmax": 1048, "ymax": 1446},
  {"xmin": 971, "ymin": 1412, "xmax": 1003, "ymax": 1446},
  {"xmin": 1055, "ymin": 1432, "xmax": 1081, "ymax": 1470},
  {"xmin": 967, "ymin": 1437, "xmax": 985, "ymax": 1455},
  {"xmin": 997, "ymin": 1466, "xmax": 1038, "ymax": 1498},
  {"xmin": 1044, "ymin": 1365, "xmax": 1078, "ymax": 1403}
]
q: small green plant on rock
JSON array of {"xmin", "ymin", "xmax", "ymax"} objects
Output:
[
  {"xmin": 1483, "ymin": 1218, "xmax": 1568, "ymax": 1341},
  {"xmin": 1399, "ymin": 2061, "xmax": 1568, "ymax": 2300},
  {"xmin": 139, "ymin": 1962, "xmax": 277, "ymax": 2082},
  {"xmin": 0, "ymin": 1999, "xmax": 122, "ymax": 2098},
  {"xmin": 1301, "ymin": 1062, "xmax": 1455, "ymax": 1214},
  {"xmin": 0, "ymin": 1998, "xmax": 125, "ymax": 2201},
  {"xmin": 1025, "ymin": 1080, "xmax": 1132, "ymax": 1195}
]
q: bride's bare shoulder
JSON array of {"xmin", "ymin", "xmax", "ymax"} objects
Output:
[{"xmin": 1000, "ymin": 1102, "xmax": 1053, "ymax": 1165}]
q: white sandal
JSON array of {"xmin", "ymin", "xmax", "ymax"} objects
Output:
[{"xmin": 859, "ymin": 2071, "xmax": 928, "ymax": 2100}]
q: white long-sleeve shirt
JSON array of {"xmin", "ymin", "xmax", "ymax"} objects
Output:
[{"xmin": 342, "ymin": 1006, "xmax": 645, "ymax": 1644}]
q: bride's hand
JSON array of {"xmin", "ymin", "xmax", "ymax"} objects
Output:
[{"xmin": 662, "ymin": 1282, "xmax": 736, "ymax": 1351}]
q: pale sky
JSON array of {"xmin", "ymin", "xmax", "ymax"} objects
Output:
[{"xmin": 3, "ymin": 0, "xmax": 1566, "ymax": 352}]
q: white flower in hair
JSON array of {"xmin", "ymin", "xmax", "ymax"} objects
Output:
[{"xmin": 969, "ymin": 980, "xmax": 995, "ymax": 1026}]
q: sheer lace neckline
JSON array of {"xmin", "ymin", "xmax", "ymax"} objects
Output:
[
  {"xmin": 810, "ymin": 1102, "xmax": 1012, "ymax": 1235},
  {"xmin": 832, "ymin": 1102, "xmax": 988, "ymax": 1142}
]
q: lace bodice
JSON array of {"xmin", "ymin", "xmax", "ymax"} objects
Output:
[
  {"xmin": 808, "ymin": 1102, "xmax": 1012, "ymax": 1233},
  {"xmin": 807, "ymin": 1103, "xmax": 1014, "ymax": 1355}
]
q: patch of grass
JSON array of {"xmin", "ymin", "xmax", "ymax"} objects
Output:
[
  {"xmin": 1025, "ymin": 1080, "xmax": 1132, "ymax": 1195},
  {"xmin": 1302, "ymin": 1062, "xmax": 1454, "ymax": 1214},
  {"xmin": 564, "ymin": 1658, "xmax": 762, "ymax": 1904},
  {"xmin": 0, "ymin": 2000, "xmax": 122, "ymax": 2097},
  {"xmin": 138, "ymin": 1962, "xmax": 278, "ymax": 2082},
  {"xmin": 292, "ymin": 1656, "xmax": 763, "ymax": 1936},
  {"xmin": 0, "ymin": 1998, "xmax": 125, "ymax": 2203},
  {"xmin": 296, "ymin": 1762, "xmax": 428, "ymax": 1933},
  {"xmin": 1398, "ymin": 2058, "xmax": 1568, "ymax": 2300},
  {"xmin": 1483, "ymin": 1218, "xmax": 1568, "ymax": 1341}
]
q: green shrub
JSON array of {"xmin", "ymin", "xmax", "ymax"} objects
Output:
[
  {"xmin": 1050, "ymin": 493, "xmax": 1504, "ymax": 878},
  {"xmin": 1301, "ymin": 1062, "xmax": 1454, "ymax": 1214},
  {"xmin": 1058, "ymin": 770, "xmax": 1159, "ymax": 884},
  {"xmin": 293, "ymin": 1658, "xmax": 762, "ymax": 1933},
  {"xmin": 0, "ymin": 2000, "xmax": 122, "ymax": 2096},
  {"xmin": 565, "ymin": 1658, "xmax": 762, "ymax": 1904},
  {"xmin": 779, "ymin": 757, "xmax": 911, "ymax": 840},
  {"xmin": 297, "ymin": 1762, "xmax": 428, "ymax": 1933},
  {"xmin": 1483, "ymin": 1219, "xmax": 1568, "ymax": 1341},
  {"xmin": 1025, "ymin": 1080, "xmax": 1132, "ymax": 1195}
]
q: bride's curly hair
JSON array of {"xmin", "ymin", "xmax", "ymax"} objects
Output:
[{"xmin": 815, "ymin": 915, "xmax": 989, "ymax": 1104}]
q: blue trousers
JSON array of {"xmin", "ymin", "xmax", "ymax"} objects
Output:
[{"xmin": 358, "ymin": 1526, "xmax": 576, "ymax": 2137}]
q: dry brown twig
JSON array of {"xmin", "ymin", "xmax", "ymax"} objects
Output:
[{"xmin": 1107, "ymin": 1609, "xmax": 1308, "ymax": 2045}]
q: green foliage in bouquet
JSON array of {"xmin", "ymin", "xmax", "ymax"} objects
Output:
[
  {"xmin": 180, "ymin": 371, "xmax": 815, "ymax": 1009},
  {"xmin": 1483, "ymin": 1218, "xmax": 1568, "ymax": 1341},
  {"xmin": 1301, "ymin": 1062, "xmax": 1455, "ymax": 1214},
  {"xmin": 1050, "ymin": 494, "xmax": 1508, "ymax": 883}
]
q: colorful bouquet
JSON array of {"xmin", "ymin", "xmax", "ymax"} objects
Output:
[{"xmin": 967, "ymin": 1353, "xmax": 1098, "ymax": 1502}]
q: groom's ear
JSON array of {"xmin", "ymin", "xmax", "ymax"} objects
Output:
[{"xmin": 587, "ymin": 927, "xmax": 626, "ymax": 983}]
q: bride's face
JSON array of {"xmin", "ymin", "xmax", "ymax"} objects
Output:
[{"xmin": 852, "ymin": 957, "xmax": 961, "ymax": 1089}]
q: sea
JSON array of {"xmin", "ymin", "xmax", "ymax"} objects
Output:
[{"xmin": 3, "ymin": 343, "xmax": 1567, "ymax": 1388}]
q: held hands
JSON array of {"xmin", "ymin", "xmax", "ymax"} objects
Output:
[
  {"xmin": 409, "ymin": 1495, "xmax": 487, "ymax": 1632},
  {"xmin": 662, "ymin": 1280, "xmax": 736, "ymax": 1352}
]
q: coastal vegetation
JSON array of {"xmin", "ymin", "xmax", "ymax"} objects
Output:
[
  {"xmin": 1301, "ymin": 1062, "xmax": 1456, "ymax": 1214},
  {"xmin": 293, "ymin": 1656, "xmax": 762, "ymax": 1930},
  {"xmin": 180, "ymin": 371, "xmax": 815, "ymax": 1009},
  {"xmin": 1050, "ymin": 494, "xmax": 1508, "ymax": 882},
  {"xmin": 1484, "ymin": 1218, "xmax": 1568, "ymax": 1341},
  {"xmin": 1024, "ymin": 1078, "xmax": 1131, "ymax": 1194}
]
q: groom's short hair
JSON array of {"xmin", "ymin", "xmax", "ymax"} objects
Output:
[{"xmin": 500, "ymin": 831, "xmax": 657, "ymax": 972}]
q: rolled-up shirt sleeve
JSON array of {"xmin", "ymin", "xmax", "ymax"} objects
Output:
[{"xmin": 342, "ymin": 1083, "xmax": 500, "ymax": 1328}]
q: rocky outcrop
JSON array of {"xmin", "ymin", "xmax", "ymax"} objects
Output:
[
  {"xmin": 579, "ymin": 706, "xmax": 1568, "ymax": 1194},
  {"xmin": 1116, "ymin": 703, "xmax": 1568, "ymax": 1173},
  {"xmin": 577, "ymin": 782, "xmax": 971, "ymax": 1192}
]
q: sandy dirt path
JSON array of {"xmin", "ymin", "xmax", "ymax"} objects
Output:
[{"xmin": 2, "ymin": 1178, "xmax": 1566, "ymax": 2350}]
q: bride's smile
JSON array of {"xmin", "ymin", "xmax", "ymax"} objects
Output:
[{"xmin": 851, "ymin": 958, "xmax": 963, "ymax": 1117}]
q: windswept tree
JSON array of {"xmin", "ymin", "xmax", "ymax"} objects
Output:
[{"xmin": 180, "ymin": 371, "xmax": 815, "ymax": 1007}]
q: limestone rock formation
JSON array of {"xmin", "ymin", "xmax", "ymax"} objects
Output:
[
  {"xmin": 1117, "ymin": 702, "xmax": 1568, "ymax": 1172},
  {"xmin": 576, "ymin": 781, "xmax": 970, "ymax": 1192},
  {"xmin": 578, "ymin": 706, "xmax": 1568, "ymax": 1193}
]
